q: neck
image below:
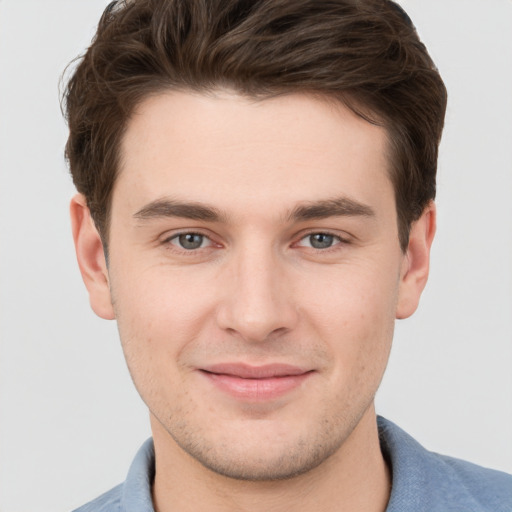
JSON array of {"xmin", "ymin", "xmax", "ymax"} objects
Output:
[{"xmin": 151, "ymin": 406, "xmax": 390, "ymax": 512}]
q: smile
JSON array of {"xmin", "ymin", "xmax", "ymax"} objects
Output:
[{"xmin": 199, "ymin": 363, "xmax": 314, "ymax": 400}]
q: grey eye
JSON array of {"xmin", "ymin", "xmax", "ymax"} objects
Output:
[
  {"xmin": 176, "ymin": 233, "xmax": 206, "ymax": 250},
  {"xmin": 309, "ymin": 233, "xmax": 335, "ymax": 249}
]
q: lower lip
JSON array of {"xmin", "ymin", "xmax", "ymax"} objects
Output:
[{"xmin": 200, "ymin": 371, "xmax": 312, "ymax": 400}]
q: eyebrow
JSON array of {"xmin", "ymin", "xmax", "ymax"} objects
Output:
[
  {"xmin": 134, "ymin": 199, "xmax": 225, "ymax": 222},
  {"xmin": 133, "ymin": 196, "xmax": 375, "ymax": 224},
  {"xmin": 287, "ymin": 197, "xmax": 375, "ymax": 222}
]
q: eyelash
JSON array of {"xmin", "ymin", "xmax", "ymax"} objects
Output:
[
  {"xmin": 161, "ymin": 230, "xmax": 350, "ymax": 254},
  {"xmin": 163, "ymin": 231, "xmax": 217, "ymax": 252},
  {"xmin": 295, "ymin": 231, "xmax": 349, "ymax": 251}
]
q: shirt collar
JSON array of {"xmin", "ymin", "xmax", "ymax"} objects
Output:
[
  {"xmin": 119, "ymin": 417, "xmax": 490, "ymax": 512},
  {"xmin": 121, "ymin": 438, "xmax": 155, "ymax": 512},
  {"xmin": 378, "ymin": 416, "xmax": 486, "ymax": 512}
]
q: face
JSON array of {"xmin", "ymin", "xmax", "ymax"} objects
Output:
[{"xmin": 74, "ymin": 90, "xmax": 432, "ymax": 481}]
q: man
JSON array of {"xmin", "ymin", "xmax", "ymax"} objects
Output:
[{"xmin": 64, "ymin": 0, "xmax": 512, "ymax": 511}]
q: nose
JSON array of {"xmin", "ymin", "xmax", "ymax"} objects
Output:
[{"xmin": 215, "ymin": 244, "xmax": 299, "ymax": 343}]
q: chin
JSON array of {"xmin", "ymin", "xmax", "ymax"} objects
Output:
[
  {"xmin": 184, "ymin": 441, "xmax": 340, "ymax": 482},
  {"xmin": 164, "ymin": 413, "xmax": 353, "ymax": 482}
]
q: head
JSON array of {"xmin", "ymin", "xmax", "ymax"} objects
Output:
[
  {"xmin": 65, "ymin": 0, "xmax": 446, "ymax": 253},
  {"xmin": 66, "ymin": 0, "xmax": 446, "ymax": 483}
]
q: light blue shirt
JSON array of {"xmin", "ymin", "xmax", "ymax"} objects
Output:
[{"xmin": 73, "ymin": 417, "xmax": 512, "ymax": 512}]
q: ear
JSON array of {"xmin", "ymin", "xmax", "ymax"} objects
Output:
[
  {"xmin": 396, "ymin": 202, "xmax": 436, "ymax": 319},
  {"xmin": 70, "ymin": 194, "xmax": 115, "ymax": 320}
]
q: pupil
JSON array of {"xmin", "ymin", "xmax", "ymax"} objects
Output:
[
  {"xmin": 310, "ymin": 233, "xmax": 333, "ymax": 249},
  {"xmin": 179, "ymin": 233, "xmax": 203, "ymax": 249}
]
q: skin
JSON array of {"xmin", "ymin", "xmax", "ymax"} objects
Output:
[{"xmin": 71, "ymin": 91, "xmax": 435, "ymax": 512}]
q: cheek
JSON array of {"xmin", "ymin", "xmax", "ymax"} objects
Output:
[
  {"xmin": 110, "ymin": 264, "xmax": 219, "ymax": 363},
  {"xmin": 301, "ymin": 261, "xmax": 398, "ymax": 375},
  {"xmin": 110, "ymin": 268, "xmax": 216, "ymax": 412},
  {"xmin": 304, "ymin": 259, "xmax": 399, "ymax": 327}
]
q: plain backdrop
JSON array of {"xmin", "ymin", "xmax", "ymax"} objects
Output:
[{"xmin": 1, "ymin": 1, "xmax": 511, "ymax": 511}]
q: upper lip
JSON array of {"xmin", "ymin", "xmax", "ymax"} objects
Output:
[{"xmin": 200, "ymin": 363, "xmax": 311, "ymax": 379}]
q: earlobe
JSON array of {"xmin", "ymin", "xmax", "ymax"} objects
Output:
[
  {"xmin": 70, "ymin": 194, "xmax": 115, "ymax": 320},
  {"xmin": 396, "ymin": 202, "xmax": 436, "ymax": 319}
]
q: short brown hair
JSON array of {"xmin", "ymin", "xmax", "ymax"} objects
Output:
[{"xmin": 63, "ymin": 0, "xmax": 447, "ymax": 250}]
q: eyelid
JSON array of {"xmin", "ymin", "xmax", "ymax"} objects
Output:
[
  {"xmin": 158, "ymin": 228, "xmax": 352, "ymax": 252},
  {"xmin": 170, "ymin": 233, "xmax": 212, "ymax": 249},
  {"xmin": 160, "ymin": 229, "xmax": 222, "ymax": 251},
  {"xmin": 292, "ymin": 230, "xmax": 353, "ymax": 253},
  {"xmin": 295, "ymin": 229, "xmax": 351, "ymax": 244},
  {"xmin": 161, "ymin": 227, "xmax": 212, "ymax": 242}
]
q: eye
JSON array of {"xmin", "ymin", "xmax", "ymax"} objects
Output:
[
  {"xmin": 297, "ymin": 233, "xmax": 343, "ymax": 249},
  {"xmin": 168, "ymin": 233, "xmax": 212, "ymax": 250}
]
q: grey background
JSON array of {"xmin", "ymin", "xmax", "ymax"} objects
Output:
[{"xmin": 1, "ymin": 1, "xmax": 511, "ymax": 511}]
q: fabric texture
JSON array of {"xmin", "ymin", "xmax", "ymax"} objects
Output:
[{"xmin": 73, "ymin": 417, "xmax": 512, "ymax": 512}]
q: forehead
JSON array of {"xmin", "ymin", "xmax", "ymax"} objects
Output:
[{"xmin": 115, "ymin": 90, "xmax": 392, "ymax": 218}]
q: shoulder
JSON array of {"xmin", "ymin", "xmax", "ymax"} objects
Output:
[
  {"xmin": 378, "ymin": 417, "xmax": 512, "ymax": 512},
  {"xmin": 434, "ymin": 452, "xmax": 512, "ymax": 511},
  {"xmin": 72, "ymin": 484, "xmax": 123, "ymax": 512},
  {"xmin": 71, "ymin": 438, "xmax": 155, "ymax": 512}
]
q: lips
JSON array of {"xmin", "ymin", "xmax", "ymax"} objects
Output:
[{"xmin": 199, "ymin": 363, "xmax": 313, "ymax": 400}]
